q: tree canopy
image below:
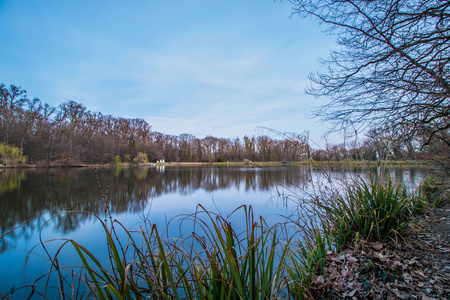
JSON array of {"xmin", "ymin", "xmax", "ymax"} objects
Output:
[
  {"xmin": 292, "ymin": 0, "xmax": 450, "ymax": 146},
  {"xmin": 0, "ymin": 84, "xmax": 315, "ymax": 164}
]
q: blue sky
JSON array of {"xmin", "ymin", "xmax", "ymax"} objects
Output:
[{"xmin": 0, "ymin": 0, "xmax": 338, "ymax": 146}]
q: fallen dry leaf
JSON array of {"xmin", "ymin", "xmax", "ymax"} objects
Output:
[
  {"xmin": 372, "ymin": 242, "xmax": 384, "ymax": 251},
  {"xmin": 373, "ymin": 251, "xmax": 385, "ymax": 261},
  {"xmin": 341, "ymin": 268, "xmax": 351, "ymax": 278},
  {"xmin": 403, "ymin": 273, "xmax": 413, "ymax": 283},
  {"xmin": 347, "ymin": 256, "xmax": 358, "ymax": 264},
  {"xmin": 412, "ymin": 270, "xmax": 427, "ymax": 280}
]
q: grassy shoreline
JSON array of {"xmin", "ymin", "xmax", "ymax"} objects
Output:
[{"xmin": 0, "ymin": 159, "xmax": 429, "ymax": 169}]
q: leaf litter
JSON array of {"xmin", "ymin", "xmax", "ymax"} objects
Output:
[{"xmin": 306, "ymin": 205, "xmax": 450, "ymax": 299}]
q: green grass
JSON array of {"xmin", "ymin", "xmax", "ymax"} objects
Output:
[
  {"xmin": 296, "ymin": 159, "xmax": 427, "ymax": 168},
  {"xmin": 169, "ymin": 159, "xmax": 427, "ymax": 168}
]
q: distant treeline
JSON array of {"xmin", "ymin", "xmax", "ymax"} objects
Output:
[{"xmin": 0, "ymin": 84, "xmax": 423, "ymax": 165}]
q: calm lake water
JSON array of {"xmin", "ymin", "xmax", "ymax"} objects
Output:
[{"xmin": 0, "ymin": 165, "xmax": 426, "ymax": 298}]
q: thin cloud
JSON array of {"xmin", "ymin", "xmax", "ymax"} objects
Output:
[{"xmin": 0, "ymin": 0, "xmax": 336, "ymax": 146}]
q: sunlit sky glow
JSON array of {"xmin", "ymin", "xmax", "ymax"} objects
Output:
[{"xmin": 0, "ymin": 0, "xmax": 340, "ymax": 146}]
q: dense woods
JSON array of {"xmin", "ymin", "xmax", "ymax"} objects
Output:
[{"xmin": 0, "ymin": 83, "xmax": 437, "ymax": 166}]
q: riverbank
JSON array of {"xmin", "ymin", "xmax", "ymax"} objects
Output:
[
  {"xmin": 308, "ymin": 205, "xmax": 450, "ymax": 299},
  {"xmin": 0, "ymin": 159, "xmax": 429, "ymax": 169},
  {"xmin": 306, "ymin": 177, "xmax": 450, "ymax": 299},
  {"xmin": 159, "ymin": 159, "xmax": 428, "ymax": 168}
]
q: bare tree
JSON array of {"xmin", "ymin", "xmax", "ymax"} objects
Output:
[
  {"xmin": 292, "ymin": 0, "xmax": 450, "ymax": 146},
  {"xmin": 0, "ymin": 84, "xmax": 27, "ymax": 144}
]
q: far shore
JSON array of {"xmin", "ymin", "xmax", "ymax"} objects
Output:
[{"xmin": 0, "ymin": 159, "xmax": 429, "ymax": 169}]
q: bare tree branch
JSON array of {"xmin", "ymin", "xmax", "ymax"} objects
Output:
[{"xmin": 291, "ymin": 0, "xmax": 450, "ymax": 145}]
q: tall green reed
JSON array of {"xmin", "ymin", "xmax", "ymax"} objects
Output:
[
  {"xmin": 312, "ymin": 175, "xmax": 424, "ymax": 249},
  {"xmin": 286, "ymin": 222, "xmax": 331, "ymax": 300},
  {"xmin": 38, "ymin": 204, "xmax": 292, "ymax": 299}
]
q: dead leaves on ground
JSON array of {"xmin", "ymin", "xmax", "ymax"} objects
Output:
[{"xmin": 307, "ymin": 236, "xmax": 450, "ymax": 299}]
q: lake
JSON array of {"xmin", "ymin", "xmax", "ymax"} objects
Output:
[{"xmin": 0, "ymin": 165, "xmax": 426, "ymax": 298}]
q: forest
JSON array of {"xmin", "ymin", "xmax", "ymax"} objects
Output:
[{"xmin": 0, "ymin": 83, "xmax": 433, "ymax": 166}]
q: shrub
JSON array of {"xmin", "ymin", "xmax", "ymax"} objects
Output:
[
  {"xmin": 123, "ymin": 154, "xmax": 131, "ymax": 163},
  {"xmin": 111, "ymin": 155, "xmax": 123, "ymax": 166},
  {"xmin": 133, "ymin": 152, "xmax": 148, "ymax": 164},
  {"xmin": 0, "ymin": 143, "xmax": 27, "ymax": 165}
]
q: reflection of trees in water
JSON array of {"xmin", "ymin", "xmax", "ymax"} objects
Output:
[
  {"xmin": 0, "ymin": 170, "xmax": 26, "ymax": 194},
  {"xmin": 0, "ymin": 166, "xmax": 423, "ymax": 249},
  {"xmin": 160, "ymin": 167, "xmax": 314, "ymax": 194},
  {"xmin": 0, "ymin": 167, "xmax": 312, "ymax": 244}
]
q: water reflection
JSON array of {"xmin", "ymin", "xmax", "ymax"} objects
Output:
[
  {"xmin": 0, "ymin": 166, "xmax": 426, "ymax": 247},
  {"xmin": 0, "ymin": 167, "xmax": 295, "ymax": 243}
]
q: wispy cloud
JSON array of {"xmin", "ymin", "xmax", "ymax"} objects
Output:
[{"xmin": 0, "ymin": 0, "xmax": 336, "ymax": 145}]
